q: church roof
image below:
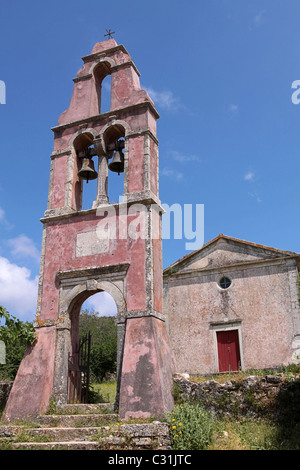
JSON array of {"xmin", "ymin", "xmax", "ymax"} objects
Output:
[{"xmin": 164, "ymin": 234, "xmax": 300, "ymax": 275}]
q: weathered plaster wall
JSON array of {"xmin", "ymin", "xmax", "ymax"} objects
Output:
[
  {"xmin": 164, "ymin": 259, "xmax": 299, "ymax": 375},
  {"xmin": 39, "ymin": 210, "xmax": 147, "ymax": 322},
  {"xmin": 3, "ymin": 327, "xmax": 56, "ymax": 420},
  {"xmin": 118, "ymin": 316, "xmax": 174, "ymax": 419},
  {"xmin": 127, "ymin": 136, "xmax": 144, "ymax": 193}
]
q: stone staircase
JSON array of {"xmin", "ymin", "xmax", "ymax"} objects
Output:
[{"xmin": 0, "ymin": 403, "xmax": 171, "ymax": 450}]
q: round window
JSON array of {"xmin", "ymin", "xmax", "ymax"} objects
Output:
[{"xmin": 218, "ymin": 276, "xmax": 232, "ymax": 289}]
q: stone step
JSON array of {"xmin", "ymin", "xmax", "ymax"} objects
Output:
[
  {"xmin": 0, "ymin": 416, "xmax": 171, "ymax": 450},
  {"xmin": 11, "ymin": 435, "xmax": 163, "ymax": 450},
  {"xmin": 11, "ymin": 441, "xmax": 108, "ymax": 450},
  {"xmin": 14, "ymin": 426, "xmax": 111, "ymax": 442},
  {"xmin": 35, "ymin": 413, "xmax": 118, "ymax": 427},
  {"xmin": 57, "ymin": 403, "xmax": 115, "ymax": 414}
]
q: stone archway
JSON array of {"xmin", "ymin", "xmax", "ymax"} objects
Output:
[{"xmin": 53, "ymin": 264, "xmax": 128, "ymax": 407}]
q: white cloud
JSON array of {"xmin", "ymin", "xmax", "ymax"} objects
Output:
[
  {"xmin": 161, "ymin": 167, "xmax": 184, "ymax": 181},
  {"xmin": 83, "ymin": 291, "xmax": 117, "ymax": 317},
  {"xmin": 0, "ymin": 256, "xmax": 38, "ymax": 319},
  {"xmin": 168, "ymin": 150, "xmax": 200, "ymax": 164},
  {"xmin": 254, "ymin": 10, "xmax": 265, "ymax": 27},
  {"xmin": 248, "ymin": 190, "xmax": 262, "ymax": 203},
  {"xmin": 244, "ymin": 171, "xmax": 255, "ymax": 181},
  {"xmin": 229, "ymin": 104, "xmax": 239, "ymax": 115},
  {"xmin": 144, "ymin": 86, "xmax": 180, "ymax": 110},
  {"xmin": 7, "ymin": 234, "xmax": 40, "ymax": 262},
  {"xmin": 0, "ymin": 206, "xmax": 13, "ymax": 229}
]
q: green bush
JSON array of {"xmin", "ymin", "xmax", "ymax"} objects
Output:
[
  {"xmin": 166, "ymin": 402, "xmax": 215, "ymax": 450},
  {"xmin": 0, "ymin": 306, "xmax": 37, "ymax": 380}
]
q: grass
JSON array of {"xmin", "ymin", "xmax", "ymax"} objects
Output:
[
  {"xmin": 88, "ymin": 380, "xmax": 117, "ymax": 404},
  {"xmin": 208, "ymin": 416, "xmax": 278, "ymax": 450},
  {"xmin": 207, "ymin": 416, "xmax": 300, "ymax": 450}
]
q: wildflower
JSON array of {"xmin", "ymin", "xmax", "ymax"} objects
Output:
[
  {"xmin": 172, "ymin": 418, "xmax": 176, "ymax": 422},
  {"xmin": 172, "ymin": 425, "xmax": 176, "ymax": 429},
  {"xmin": 178, "ymin": 422, "xmax": 182, "ymax": 426}
]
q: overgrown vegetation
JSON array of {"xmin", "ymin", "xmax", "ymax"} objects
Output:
[
  {"xmin": 166, "ymin": 402, "xmax": 215, "ymax": 450},
  {"xmin": 166, "ymin": 402, "xmax": 290, "ymax": 450},
  {"xmin": 0, "ymin": 306, "xmax": 36, "ymax": 380},
  {"xmin": 168, "ymin": 366, "xmax": 300, "ymax": 450}
]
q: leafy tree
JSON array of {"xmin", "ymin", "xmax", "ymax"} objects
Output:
[
  {"xmin": 79, "ymin": 309, "xmax": 117, "ymax": 382},
  {"xmin": 0, "ymin": 306, "xmax": 37, "ymax": 380},
  {"xmin": 0, "ymin": 306, "xmax": 37, "ymax": 345}
]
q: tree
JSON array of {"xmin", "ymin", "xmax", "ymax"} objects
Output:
[{"xmin": 0, "ymin": 306, "xmax": 37, "ymax": 380}]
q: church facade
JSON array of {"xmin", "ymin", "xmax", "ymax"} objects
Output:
[{"xmin": 163, "ymin": 234, "xmax": 300, "ymax": 375}]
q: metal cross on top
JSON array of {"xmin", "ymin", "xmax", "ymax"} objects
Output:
[{"xmin": 104, "ymin": 28, "xmax": 115, "ymax": 39}]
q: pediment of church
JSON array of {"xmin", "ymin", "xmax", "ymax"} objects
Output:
[{"xmin": 164, "ymin": 234, "xmax": 299, "ymax": 274}]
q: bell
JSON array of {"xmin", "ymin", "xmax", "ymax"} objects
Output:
[
  {"xmin": 108, "ymin": 149, "xmax": 124, "ymax": 175},
  {"xmin": 77, "ymin": 157, "xmax": 98, "ymax": 183}
]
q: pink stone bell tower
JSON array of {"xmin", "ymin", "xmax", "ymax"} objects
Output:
[{"xmin": 4, "ymin": 39, "xmax": 174, "ymax": 420}]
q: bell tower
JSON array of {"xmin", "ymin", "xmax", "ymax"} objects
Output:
[{"xmin": 4, "ymin": 39, "xmax": 174, "ymax": 420}]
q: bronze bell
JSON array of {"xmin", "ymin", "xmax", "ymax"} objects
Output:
[
  {"xmin": 77, "ymin": 157, "xmax": 98, "ymax": 183},
  {"xmin": 108, "ymin": 148, "xmax": 124, "ymax": 175}
]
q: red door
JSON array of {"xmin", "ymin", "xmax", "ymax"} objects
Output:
[{"xmin": 217, "ymin": 330, "xmax": 241, "ymax": 372}]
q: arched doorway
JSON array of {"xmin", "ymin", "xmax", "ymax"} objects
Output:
[
  {"xmin": 67, "ymin": 290, "xmax": 120, "ymax": 405},
  {"xmin": 78, "ymin": 292, "xmax": 118, "ymax": 404},
  {"xmin": 54, "ymin": 267, "xmax": 128, "ymax": 408}
]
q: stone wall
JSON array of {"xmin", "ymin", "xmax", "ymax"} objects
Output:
[
  {"xmin": 0, "ymin": 382, "xmax": 13, "ymax": 410},
  {"xmin": 173, "ymin": 374, "xmax": 300, "ymax": 419}
]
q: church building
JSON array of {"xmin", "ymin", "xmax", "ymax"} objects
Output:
[{"xmin": 163, "ymin": 234, "xmax": 300, "ymax": 375}]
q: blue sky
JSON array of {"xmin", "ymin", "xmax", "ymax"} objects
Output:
[{"xmin": 0, "ymin": 0, "xmax": 299, "ymax": 321}]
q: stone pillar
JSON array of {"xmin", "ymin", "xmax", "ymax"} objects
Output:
[
  {"xmin": 93, "ymin": 154, "xmax": 109, "ymax": 206},
  {"xmin": 119, "ymin": 316, "xmax": 174, "ymax": 420}
]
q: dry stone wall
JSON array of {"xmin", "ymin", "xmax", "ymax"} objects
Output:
[{"xmin": 173, "ymin": 374, "xmax": 300, "ymax": 419}]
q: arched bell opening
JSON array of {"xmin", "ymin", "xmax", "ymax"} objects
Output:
[
  {"xmin": 103, "ymin": 124, "xmax": 126, "ymax": 204},
  {"xmin": 73, "ymin": 132, "xmax": 98, "ymax": 211},
  {"xmin": 93, "ymin": 61, "xmax": 112, "ymax": 114},
  {"xmin": 100, "ymin": 75, "xmax": 112, "ymax": 114},
  {"xmin": 67, "ymin": 289, "xmax": 121, "ymax": 406}
]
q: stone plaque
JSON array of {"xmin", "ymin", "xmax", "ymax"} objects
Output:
[{"xmin": 76, "ymin": 229, "xmax": 109, "ymax": 257}]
